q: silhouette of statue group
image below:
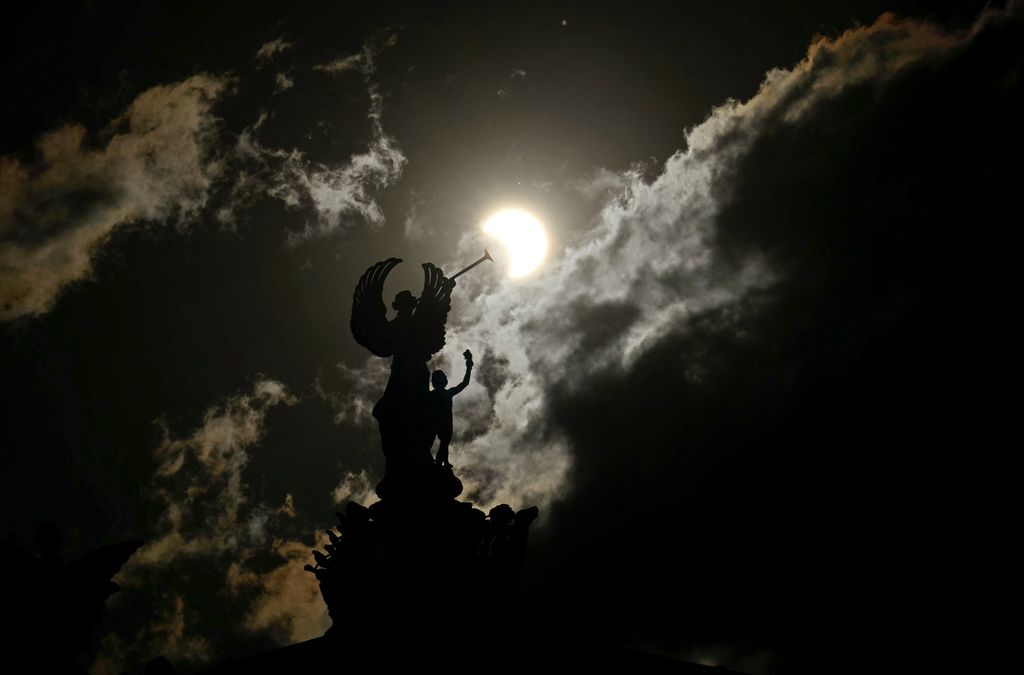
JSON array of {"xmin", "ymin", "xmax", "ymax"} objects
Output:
[
  {"xmin": 350, "ymin": 258, "xmax": 474, "ymax": 494},
  {"xmin": 297, "ymin": 257, "xmax": 542, "ymax": 649}
]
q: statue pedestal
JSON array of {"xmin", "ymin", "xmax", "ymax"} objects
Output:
[
  {"xmin": 374, "ymin": 461, "xmax": 465, "ymax": 502},
  {"xmin": 308, "ymin": 466, "xmax": 539, "ymax": 648},
  {"xmin": 207, "ymin": 481, "xmax": 738, "ymax": 673}
]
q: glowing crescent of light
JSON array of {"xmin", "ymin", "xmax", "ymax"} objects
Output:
[{"xmin": 482, "ymin": 209, "xmax": 548, "ymax": 278}]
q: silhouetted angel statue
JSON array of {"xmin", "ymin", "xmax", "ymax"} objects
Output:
[{"xmin": 351, "ymin": 258, "xmax": 455, "ymax": 473}]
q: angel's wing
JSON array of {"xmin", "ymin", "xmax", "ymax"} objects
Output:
[
  {"xmin": 351, "ymin": 258, "xmax": 402, "ymax": 357},
  {"xmin": 412, "ymin": 262, "xmax": 454, "ymax": 356}
]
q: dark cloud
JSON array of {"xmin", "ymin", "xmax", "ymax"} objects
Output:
[
  {"xmin": 525, "ymin": 7, "xmax": 1022, "ymax": 672},
  {"xmin": 476, "ymin": 347, "xmax": 513, "ymax": 400},
  {"xmin": 568, "ymin": 299, "xmax": 643, "ymax": 355},
  {"xmin": 1, "ymin": 3, "xmax": 1017, "ymax": 674}
]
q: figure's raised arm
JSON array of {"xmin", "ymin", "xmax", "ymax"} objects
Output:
[{"xmin": 450, "ymin": 349, "xmax": 473, "ymax": 396}]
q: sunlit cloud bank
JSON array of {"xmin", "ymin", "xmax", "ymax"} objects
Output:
[{"xmin": 394, "ymin": 9, "xmax": 1004, "ymax": 513}]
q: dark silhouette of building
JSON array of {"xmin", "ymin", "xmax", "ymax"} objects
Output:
[{"xmin": 0, "ymin": 522, "xmax": 142, "ymax": 674}]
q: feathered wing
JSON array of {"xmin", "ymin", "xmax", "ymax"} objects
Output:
[
  {"xmin": 412, "ymin": 262, "xmax": 454, "ymax": 356},
  {"xmin": 351, "ymin": 258, "xmax": 402, "ymax": 357}
]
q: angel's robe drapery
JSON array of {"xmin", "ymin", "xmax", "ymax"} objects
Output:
[{"xmin": 372, "ymin": 314, "xmax": 431, "ymax": 450}]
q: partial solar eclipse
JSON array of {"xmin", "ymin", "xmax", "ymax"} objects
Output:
[{"xmin": 482, "ymin": 209, "xmax": 548, "ymax": 277}]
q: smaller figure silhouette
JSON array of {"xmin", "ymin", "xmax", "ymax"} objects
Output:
[{"xmin": 429, "ymin": 349, "xmax": 474, "ymax": 468}]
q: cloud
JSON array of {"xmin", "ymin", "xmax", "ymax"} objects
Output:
[
  {"xmin": 93, "ymin": 595, "xmax": 212, "ymax": 675},
  {"xmin": 451, "ymin": 8, "xmax": 1012, "ymax": 504},
  {"xmin": 2, "ymin": 28, "xmax": 409, "ymax": 319},
  {"xmin": 500, "ymin": 6, "xmax": 1021, "ymax": 670},
  {"xmin": 318, "ymin": 27, "xmax": 1021, "ymax": 662},
  {"xmin": 0, "ymin": 74, "xmax": 229, "ymax": 319},
  {"xmin": 273, "ymin": 72, "xmax": 295, "ymax": 93},
  {"xmin": 310, "ymin": 29, "xmax": 396, "ymax": 79},
  {"xmin": 229, "ymin": 37, "xmax": 407, "ymax": 241},
  {"xmin": 148, "ymin": 595, "xmax": 213, "ymax": 663},
  {"xmin": 331, "ymin": 468, "xmax": 377, "ymax": 507},
  {"xmin": 254, "ymin": 38, "xmax": 294, "ymax": 65},
  {"xmin": 136, "ymin": 378, "xmax": 297, "ymax": 564},
  {"xmin": 315, "ymin": 358, "xmax": 389, "ymax": 425},
  {"xmin": 90, "ymin": 379, "xmax": 337, "ymax": 670},
  {"xmin": 313, "ymin": 53, "xmax": 363, "ymax": 74},
  {"xmin": 239, "ymin": 539, "xmax": 331, "ymax": 644},
  {"xmin": 29, "ymin": 6, "xmax": 1020, "ymax": 671},
  {"xmin": 350, "ymin": 11, "xmax": 979, "ymax": 516},
  {"xmin": 279, "ymin": 115, "xmax": 406, "ymax": 241},
  {"xmin": 403, "ymin": 203, "xmax": 428, "ymax": 241}
]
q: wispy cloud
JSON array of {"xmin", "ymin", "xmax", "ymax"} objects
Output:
[
  {"xmin": 229, "ymin": 35, "xmax": 407, "ymax": 241},
  {"xmin": 0, "ymin": 74, "xmax": 229, "ymax": 319},
  {"xmin": 93, "ymin": 379, "xmax": 332, "ymax": 670},
  {"xmin": 93, "ymin": 594, "xmax": 212, "ymax": 675},
  {"xmin": 331, "ymin": 468, "xmax": 377, "ymax": 507},
  {"xmin": 3, "ymin": 29, "xmax": 409, "ymax": 320},
  {"xmin": 254, "ymin": 37, "xmax": 294, "ymax": 66},
  {"xmin": 312, "ymin": 53, "xmax": 363, "ymax": 74},
  {"xmin": 135, "ymin": 379, "xmax": 297, "ymax": 564},
  {"xmin": 235, "ymin": 539, "xmax": 330, "ymax": 644},
  {"xmin": 273, "ymin": 71, "xmax": 295, "ymax": 93}
]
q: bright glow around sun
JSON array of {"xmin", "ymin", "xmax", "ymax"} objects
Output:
[{"xmin": 482, "ymin": 209, "xmax": 548, "ymax": 278}]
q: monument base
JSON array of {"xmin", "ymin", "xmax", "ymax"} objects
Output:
[{"xmin": 309, "ymin": 473, "xmax": 539, "ymax": 645}]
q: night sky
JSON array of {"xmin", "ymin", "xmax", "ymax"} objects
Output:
[{"xmin": 1, "ymin": 2, "xmax": 1020, "ymax": 673}]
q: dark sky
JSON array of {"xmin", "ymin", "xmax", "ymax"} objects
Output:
[{"xmin": 1, "ymin": 2, "xmax": 1019, "ymax": 673}]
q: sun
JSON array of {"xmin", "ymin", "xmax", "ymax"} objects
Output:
[{"xmin": 482, "ymin": 209, "xmax": 548, "ymax": 278}]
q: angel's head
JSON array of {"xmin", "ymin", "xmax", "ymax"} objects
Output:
[{"xmin": 392, "ymin": 290, "xmax": 418, "ymax": 315}]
